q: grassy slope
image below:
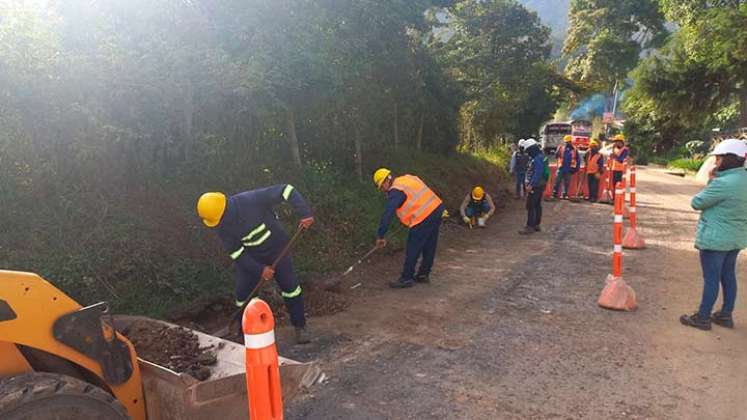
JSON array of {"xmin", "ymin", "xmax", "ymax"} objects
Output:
[{"xmin": 1, "ymin": 147, "xmax": 509, "ymax": 318}]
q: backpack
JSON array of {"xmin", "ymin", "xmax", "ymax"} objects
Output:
[{"xmin": 515, "ymin": 153, "xmax": 530, "ymax": 171}]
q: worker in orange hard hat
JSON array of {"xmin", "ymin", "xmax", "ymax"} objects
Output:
[
  {"xmin": 610, "ymin": 134, "xmax": 629, "ymax": 198},
  {"xmin": 552, "ymin": 135, "xmax": 580, "ymax": 199},
  {"xmin": 197, "ymin": 186, "xmax": 315, "ymax": 345},
  {"xmin": 373, "ymin": 168, "xmax": 445, "ymax": 288},
  {"xmin": 459, "ymin": 186, "xmax": 496, "ymax": 228},
  {"xmin": 585, "ymin": 139, "xmax": 605, "ymax": 202}
]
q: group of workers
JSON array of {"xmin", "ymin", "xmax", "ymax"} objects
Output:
[{"xmin": 194, "ymin": 133, "xmax": 631, "ymax": 344}]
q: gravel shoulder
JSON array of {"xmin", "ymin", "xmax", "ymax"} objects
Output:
[{"xmin": 283, "ymin": 167, "xmax": 747, "ymax": 419}]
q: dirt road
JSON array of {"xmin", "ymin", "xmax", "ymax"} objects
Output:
[{"xmin": 283, "ymin": 167, "xmax": 747, "ymax": 419}]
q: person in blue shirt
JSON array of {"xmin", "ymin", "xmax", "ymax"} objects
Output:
[
  {"xmin": 510, "ymin": 140, "xmax": 530, "ymax": 199},
  {"xmin": 520, "ymin": 139, "xmax": 547, "ymax": 235},
  {"xmin": 552, "ymin": 135, "xmax": 580, "ymax": 199},
  {"xmin": 372, "ymin": 168, "xmax": 445, "ymax": 289},
  {"xmin": 197, "ymin": 185, "xmax": 315, "ymax": 344}
]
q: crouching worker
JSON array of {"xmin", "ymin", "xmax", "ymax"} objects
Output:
[
  {"xmin": 197, "ymin": 185, "xmax": 315, "ymax": 345},
  {"xmin": 459, "ymin": 186, "xmax": 496, "ymax": 228},
  {"xmin": 373, "ymin": 168, "xmax": 445, "ymax": 289}
]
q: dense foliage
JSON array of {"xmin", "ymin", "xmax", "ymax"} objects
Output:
[{"xmin": 0, "ymin": 0, "xmax": 552, "ymax": 314}]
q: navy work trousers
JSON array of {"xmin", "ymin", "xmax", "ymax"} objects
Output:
[
  {"xmin": 588, "ymin": 174, "xmax": 600, "ymax": 202},
  {"xmin": 525, "ymin": 187, "xmax": 544, "ymax": 228},
  {"xmin": 235, "ymin": 253, "xmax": 305, "ymax": 328},
  {"xmin": 402, "ymin": 214, "xmax": 442, "ymax": 281},
  {"xmin": 553, "ymin": 171, "xmax": 573, "ymax": 197},
  {"xmin": 698, "ymin": 249, "xmax": 740, "ymax": 319}
]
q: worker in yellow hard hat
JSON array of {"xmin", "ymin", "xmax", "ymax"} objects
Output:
[
  {"xmin": 373, "ymin": 168, "xmax": 445, "ymax": 288},
  {"xmin": 585, "ymin": 139, "xmax": 605, "ymax": 202},
  {"xmin": 609, "ymin": 134, "xmax": 629, "ymax": 198},
  {"xmin": 459, "ymin": 186, "xmax": 496, "ymax": 228},
  {"xmin": 552, "ymin": 135, "xmax": 580, "ymax": 199},
  {"xmin": 197, "ymin": 185, "xmax": 315, "ymax": 344}
]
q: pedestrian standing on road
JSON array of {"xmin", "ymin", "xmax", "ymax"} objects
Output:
[
  {"xmin": 196, "ymin": 185, "xmax": 315, "ymax": 344},
  {"xmin": 372, "ymin": 168, "xmax": 446, "ymax": 289},
  {"xmin": 520, "ymin": 139, "xmax": 547, "ymax": 235},
  {"xmin": 510, "ymin": 140, "xmax": 530, "ymax": 199},
  {"xmin": 609, "ymin": 134, "xmax": 629, "ymax": 198},
  {"xmin": 680, "ymin": 139, "xmax": 747, "ymax": 331},
  {"xmin": 585, "ymin": 139, "xmax": 605, "ymax": 202},
  {"xmin": 552, "ymin": 135, "xmax": 580, "ymax": 200}
]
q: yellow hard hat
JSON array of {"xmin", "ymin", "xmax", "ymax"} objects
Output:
[
  {"xmin": 373, "ymin": 168, "xmax": 391, "ymax": 189},
  {"xmin": 563, "ymin": 135, "xmax": 573, "ymax": 143},
  {"xmin": 590, "ymin": 139, "xmax": 599, "ymax": 147},
  {"xmin": 614, "ymin": 134, "xmax": 625, "ymax": 142},
  {"xmin": 471, "ymin": 186, "xmax": 485, "ymax": 200},
  {"xmin": 197, "ymin": 192, "xmax": 227, "ymax": 227}
]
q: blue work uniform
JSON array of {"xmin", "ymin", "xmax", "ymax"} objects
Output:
[
  {"xmin": 378, "ymin": 189, "xmax": 445, "ymax": 281},
  {"xmin": 217, "ymin": 184, "xmax": 312, "ymax": 328}
]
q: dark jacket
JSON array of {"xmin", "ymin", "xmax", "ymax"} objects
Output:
[{"xmin": 217, "ymin": 185, "xmax": 312, "ymax": 281}]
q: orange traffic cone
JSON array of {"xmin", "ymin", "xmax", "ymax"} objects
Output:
[
  {"xmin": 623, "ymin": 165, "xmax": 646, "ymax": 249},
  {"xmin": 598, "ymin": 181, "xmax": 638, "ymax": 311},
  {"xmin": 243, "ymin": 298, "xmax": 283, "ymax": 419}
]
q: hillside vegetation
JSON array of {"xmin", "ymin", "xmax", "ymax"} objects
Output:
[{"xmin": 1, "ymin": 1, "xmax": 542, "ymax": 316}]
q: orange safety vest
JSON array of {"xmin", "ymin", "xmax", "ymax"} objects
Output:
[
  {"xmin": 587, "ymin": 153, "xmax": 602, "ymax": 174},
  {"xmin": 611, "ymin": 146, "xmax": 629, "ymax": 172},
  {"xmin": 391, "ymin": 175, "xmax": 443, "ymax": 228},
  {"xmin": 557, "ymin": 144, "xmax": 577, "ymax": 168}
]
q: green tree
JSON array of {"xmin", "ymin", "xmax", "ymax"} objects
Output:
[
  {"xmin": 440, "ymin": 0, "xmax": 557, "ymax": 147},
  {"xmin": 562, "ymin": 0, "xmax": 665, "ymax": 93}
]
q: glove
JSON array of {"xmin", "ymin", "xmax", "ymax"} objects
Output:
[
  {"xmin": 463, "ymin": 216, "xmax": 471, "ymax": 224},
  {"xmin": 299, "ymin": 217, "xmax": 315, "ymax": 230},
  {"xmin": 261, "ymin": 266, "xmax": 275, "ymax": 281},
  {"xmin": 477, "ymin": 218, "xmax": 486, "ymax": 227},
  {"xmin": 376, "ymin": 238, "xmax": 387, "ymax": 249}
]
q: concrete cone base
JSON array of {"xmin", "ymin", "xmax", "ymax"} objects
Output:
[
  {"xmin": 622, "ymin": 227, "xmax": 646, "ymax": 249},
  {"xmin": 598, "ymin": 274, "xmax": 637, "ymax": 311}
]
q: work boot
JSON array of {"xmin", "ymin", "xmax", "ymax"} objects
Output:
[
  {"xmin": 415, "ymin": 273, "xmax": 430, "ymax": 284},
  {"xmin": 294, "ymin": 327, "xmax": 312, "ymax": 345},
  {"xmin": 562, "ymin": 194, "xmax": 569, "ymax": 200},
  {"xmin": 711, "ymin": 311, "xmax": 735, "ymax": 328},
  {"xmin": 389, "ymin": 277, "xmax": 414, "ymax": 288},
  {"xmin": 518, "ymin": 226, "xmax": 535, "ymax": 235},
  {"xmin": 679, "ymin": 312, "xmax": 711, "ymax": 331},
  {"xmin": 533, "ymin": 225, "xmax": 541, "ymax": 232}
]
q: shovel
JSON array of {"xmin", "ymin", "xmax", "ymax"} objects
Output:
[
  {"xmin": 214, "ymin": 226, "xmax": 305, "ymax": 338},
  {"xmin": 321, "ymin": 245, "xmax": 380, "ymax": 291}
]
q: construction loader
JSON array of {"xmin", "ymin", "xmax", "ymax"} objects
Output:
[{"xmin": 0, "ymin": 270, "xmax": 320, "ymax": 420}]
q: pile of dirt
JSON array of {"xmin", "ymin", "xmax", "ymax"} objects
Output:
[
  {"xmin": 303, "ymin": 283, "xmax": 349, "ymax": 317},
  {"xmin": 123, "ymin": 321, "xmax": 217, "ymax": 381}
]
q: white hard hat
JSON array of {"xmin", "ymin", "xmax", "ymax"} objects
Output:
[
  {"xmin": 518, "ymin": 138, "xmax": 525, "ymax": 146},
  {"xmin": 523, "ymin": 138, "xmax": 539, "ymax": 149},
  {"xmin": 711, "ymin": 138, "xmax": 747, "ymax": 157}
]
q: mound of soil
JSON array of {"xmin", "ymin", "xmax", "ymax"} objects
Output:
[
  {"xmin": 122, "ymin": 321, "xmax": 217, "ymax": 381},
  {"xmin": 303, "ymin": 283, "xmax": 349, "ymax": 317}
]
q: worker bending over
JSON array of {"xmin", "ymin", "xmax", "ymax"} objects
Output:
[
  {"xmin": 553, "ymin": 135, "xmax": 580, "ymax": 199},
  {"xmin": 197, "ymin": 185, "xmax": 314, "ymax": 344},
  {"xmin": 585, "ymin": 139, "xmax": 605, "ymax": 202},
  {"xmin": 520, "ymin": 139, "xmax": 547, "ymax": 235},
  {"xmin": 610, "ymin": 134, "xmax": 629, "ymax": 197},
  {"xmin": 460, "ymin": 186, "xmax": 496, "ymax": 228},
  {"xmin": 373, "ymin": 168, "xmax": 445, "ymax": 289}
]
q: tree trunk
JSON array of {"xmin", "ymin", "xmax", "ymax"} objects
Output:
[
  {"xmin": 354, "ymin": 123, "xmax": 363, "ymax": 181},
  {"xmin": 739, "ymin": 81, "xmax": 747, "ymax": 128},
  {"xmin": 416, "ymin": 111, "xmax": 425, "ymax": 151},
  {"xmin": 286, "ymin": 107, "xmax": 302, "ymax": 168},
  {"xmin": 393, "ymin": 101, "xmax": 399, "ymax": 150}
]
